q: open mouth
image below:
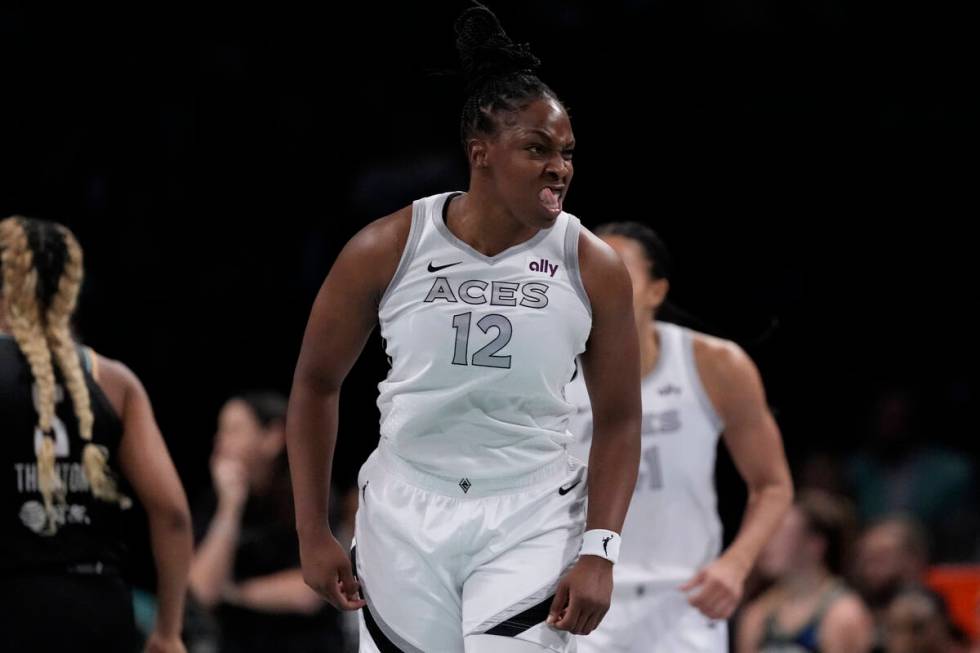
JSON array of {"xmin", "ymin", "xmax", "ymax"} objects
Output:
[{"xmin": 539, "ymin": 186, "xmax": 564, "ymax": 214}]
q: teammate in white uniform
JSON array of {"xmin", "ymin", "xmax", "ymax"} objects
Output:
[
  {"xmin": 285, "ymin": 6, "xmax": 641, "ymax": 653},
  {"xmin": 567, "ymin": 222, "xmax": 794, "ymax": 653}
]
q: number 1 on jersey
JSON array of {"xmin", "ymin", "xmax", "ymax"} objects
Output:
[{"xmin": 451, "ymin": 312, "xmax": 513, "ymax": 369}]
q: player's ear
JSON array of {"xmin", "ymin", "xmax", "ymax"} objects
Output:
[
  {"xmin": 468, "ymin": 138, "xmax": 490, "ymax": 169},
  {"xmin": 648, "ymin": 278, "xmax": 669, "ymax": 311}
]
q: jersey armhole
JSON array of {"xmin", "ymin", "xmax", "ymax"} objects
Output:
[
  {"xmin": 377, "ymin": 200, "xmax": 425, "ymax": 311},
  {"xmin": 563, "ymin": 215, "xmax": 592, "ymax": 317},
  {"xmin": 78, "ymin": 345, "xmax": 100, "ymax": 381},
  {"xmin": 87, "ymin": 347, "xmax": 100, "ymax": 382},
  {"xmin": 681, "ymin": 329, "xmax": 725, "ymax": 432}
]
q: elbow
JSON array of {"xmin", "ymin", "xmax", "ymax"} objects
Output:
[
  {"xmin": 748, "ymin": 475, "xmax": 794, "ymax": 512},
  {"xmin": 783, "ymin": 480, "xmax": 795, "ymax": 507},
  {"xmin": 148, "ymin": 500, "xmax": 192, "ymax": 539},
  {"xmin": 593, "ymin": 412, "xmax": 642, "ymax": 445},
  {"xmin": 163, "ymin": 503, "xmax": 193, "ymax": 534},
  {"xmin": 775, "ymin": 473, "xmax": 795, "ymax": 508},
  {"xmin": 622, "ymin": 416, "xmax": 643, "ymax": 461},
  {"xmin": 188, "ymin": 575, "xmax": 221, "ymax": 610},
  {"xmin": 769, "ymin": 480, "xmax": 795, "ymax": 513},
  {"xmin": 292, "ymin": 363, "xmax": 342, "ymax": 398}
]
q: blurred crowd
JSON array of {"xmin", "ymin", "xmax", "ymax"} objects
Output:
[{"xmin": 738, "ymin": 386, "xmax": 978, "ymax": 652}]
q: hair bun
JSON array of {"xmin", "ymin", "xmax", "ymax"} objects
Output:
[{"xmin": 454, "ymin": 2, "xmax": 541, "ymax": 92}]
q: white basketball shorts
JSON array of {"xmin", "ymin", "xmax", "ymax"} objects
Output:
[{"xmin": 352, "ymin": 443, "xmax": 588, "ymax": 653}]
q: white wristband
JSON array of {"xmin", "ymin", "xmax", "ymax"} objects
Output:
[{"xmin": 580, "ymin": 529, "xmax": 621, "ymax": 564}]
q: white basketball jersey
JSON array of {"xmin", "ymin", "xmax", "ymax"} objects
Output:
[
  {"xmin": 566, "ymin": 322, "xmax": 725, "ymax": 585},
  {"xmin": 377, "ymin": 191, "xmax": 592, "ymax": 480}
]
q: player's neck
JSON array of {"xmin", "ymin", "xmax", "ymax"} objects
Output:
[
  {"xmin": 452, "ymin": 186, "xmax": 538, "ymax": 257},
  {"xmin": 638, "ymin": 318, "xmax": 660, "ymax": 377}
]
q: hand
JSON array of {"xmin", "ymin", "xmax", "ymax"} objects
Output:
[
  {"xmin": 298, "ymin": 532, "xmax": 365, "ymax": 611},
  {"xmin": 546, "ymin": 556, "xmax": 613, "ymax": 635},
  {"xmin": 679, "ymin": 555, "xmax": 747, "ymax": 620},
  {"xmin": 211, "ymin": 456, "xmax": 248, "ymax": 508},
  {"xmin": 143, "ymin": 631, "xmax": 186, "ymax": 653}
]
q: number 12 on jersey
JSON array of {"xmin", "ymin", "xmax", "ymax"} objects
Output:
[{"xmin": 451, "ymin": 312, "xmax": 513, "ymax": 369}]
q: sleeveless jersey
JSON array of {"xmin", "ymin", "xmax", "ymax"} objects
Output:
[
  {"xmin": 0, "ymin": 335, "xmax": 128, "ymax": 574},
  {"xmin": 376, "ymin": 191, "xmax": 592, "ymax": 480},
  {"xmin": 566, "ymin": 322, "xmax": 724, "ymax": 585}
]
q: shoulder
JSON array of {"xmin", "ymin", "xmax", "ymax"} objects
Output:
[
  {"xmin": 689, "ymin": 331, "xmax": 763, "ymax": 395},
  {"xmin": 577, "ymin": 225, "xmax": 622, "ymax": 275},
  {"xmin": 344, "ymin": 204, "xmax": 414, "ymax": 262},
  {"xmin": 820, "ymin": 591, "xmax": 874, "ymax": 646},
  {"xmin": 335, "ymin": 205, "xmax": 414, "ymax": 302},
  {"xmin": 91, "ymin": 354, "xmax": 146, "ymax": 417},
  {"xmin": 577, "ymin": 225, "xmax": 631, "ymax": 305},
  {"xmin": 93, "ymin": 354, "xmax": 141, "ymax": 390},
  {"xmin": 691, "ymin": 331, "xmax": 754, "ymax": 378}
]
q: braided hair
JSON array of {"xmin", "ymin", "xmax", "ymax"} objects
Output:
[
  {"xmin": 0, "ymin": 216, "xmax": 129, "ymax": 535},
  {"xmin": 455, "ymin": 2, "xmax": 564, "ymax": 156}
]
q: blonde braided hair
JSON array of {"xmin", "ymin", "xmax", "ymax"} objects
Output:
[{"xmin": 0, "ymin": 216, "xmax": 130, "ymax": 535}]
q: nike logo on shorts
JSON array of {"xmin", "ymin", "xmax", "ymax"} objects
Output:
[{"xmin": 558, "ymin": 479, "xmax": 581, "ymax": 495}]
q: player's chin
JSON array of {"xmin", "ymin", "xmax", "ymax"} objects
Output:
[{"xmin": 528, "ymin": 202, "xmax": 562, "ymax": 227}]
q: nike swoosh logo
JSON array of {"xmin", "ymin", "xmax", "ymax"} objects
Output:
[
  {"xmin": 558, "ymin": 479, "xmax": 581, "ymax": 496},
  {"xmin": 428, "ymin": 261, "xmax": 462, "ymax": 273}
]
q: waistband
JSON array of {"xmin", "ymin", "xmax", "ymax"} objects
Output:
[{"xmin": 376, "ymin": 441, "xmax": 580, "ymax": 498}]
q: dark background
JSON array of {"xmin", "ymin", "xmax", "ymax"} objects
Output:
[{"xmin": 1, "ymin": 1, "xmax": 976, "ymax": 582}]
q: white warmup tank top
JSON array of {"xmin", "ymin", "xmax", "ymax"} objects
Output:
[
  {"xmin": 566, "ymin": 322, "xmax": 725, "ymax": 585},
  {"xmin": 377, "ymin": 191, "xmax": 592, "ymax": 480}
]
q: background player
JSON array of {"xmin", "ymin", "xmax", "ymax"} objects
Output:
[{"xmin": 567, "ymin": 222, "xmax": 793, "ymax": 652}]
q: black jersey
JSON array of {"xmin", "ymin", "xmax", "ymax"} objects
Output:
[{"xmin": 0, "ymin": 335, "xmax": 129, "ymax": 575}]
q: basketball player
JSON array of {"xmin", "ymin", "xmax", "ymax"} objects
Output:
[
  {"xmin": 567, "ymin": 222, "xmax": 794, "ymax": 652},
  {"xmin": 285, "ymin": 4, "xmax": 641, "ymax": 652},
  {"xmin": 0, "ymin": 217, "xmax": 192, "ymax": 653}
]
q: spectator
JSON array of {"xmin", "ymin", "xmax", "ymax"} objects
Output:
[
  {"xmin": 883, "ymin": 586, "xmax": 969, "ymax": 653},
  {"xmin": 189, "ymin": 392, "xmax": 343, "ymax": 652},
  {"xmin": 738, "ymin": 490, "xmax": 874, "ymax": 653}
]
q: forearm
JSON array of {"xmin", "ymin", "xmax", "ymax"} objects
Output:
[
  {"xmin": 149, "ymin": 506, "xmax": 193, "ymax": 637},
  {"xmin": 286, "ymin": 379, "xmax": 339, "ymax": 544},
  {"xmin": 585, "ymin": 416, "xmax": 641, "ymax": 533},
  {"xmin": 722, "ymin": 479, "xmax": 793, "ymax": 572},
  {"xmin": 189, "ymin": 504, "xmax": 242, "ymax": 607},
  {"xmin": 228, "ymin": 569, "xmax": 323, "ymax": 615}
]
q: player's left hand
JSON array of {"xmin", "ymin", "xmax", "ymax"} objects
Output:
[
  {"xmin": 679, "ymin": 555, "xmax": 747, "ymax": 620},
  {"xmin": 547, "ymin": 555, "xmax": 613, "ymax": 635}
]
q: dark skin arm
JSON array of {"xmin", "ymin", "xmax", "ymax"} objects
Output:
[
  {"xmin": 547, "ymin": 228, "xmax": 642, "ymax": 636},
  {"xmin": 285, "ymin": 207, "xmax": 411, "ymax": 611},
  {"xmin": 97, "ymin": 356, "xmax": 192, "ymax": 653}
]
